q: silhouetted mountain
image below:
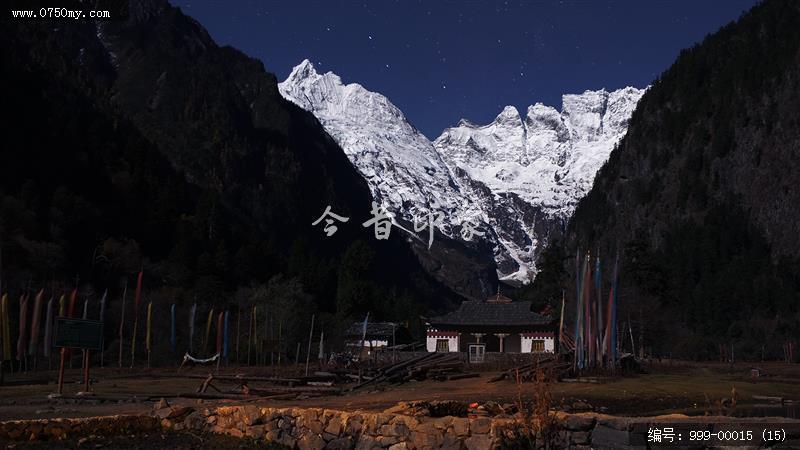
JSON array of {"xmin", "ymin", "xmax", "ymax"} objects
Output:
[
  {"xmin": 535, "ymin": 0, "xmax": 800, "ymax": 359},
  {"xmin": 0, "ymin": 0, "xmax": 466, "ymax": 341}
]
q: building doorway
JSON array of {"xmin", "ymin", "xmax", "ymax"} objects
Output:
[{"xmin": 468, "ymin": 344, "xmax": 485, "ymax": 363}]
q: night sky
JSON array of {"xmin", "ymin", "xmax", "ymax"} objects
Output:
[{"xmin": 172, "ymin": 0, "xmax": 759, "ymax": 139}]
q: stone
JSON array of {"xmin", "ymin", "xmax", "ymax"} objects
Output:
[
  {"xmin": 377, "ymin": 435, "xmax": 400, "ymax": 446},
  {"xmin": 307, "ymin": 419, "xmax": 325, "ymax": 434},
  {"xmin": 153, "ymin": 408, "xmax": 172, "ymax": 420},
  {"xmin": 380, "ymin": 422, "xmax": 409, "ymax": 438},
  {"xmin": 167, "ymin": 406, "xmax": 195, "ymax": 421},
  {"xmin": 591, "ymin": 424, "xmax": 631, "ymax": 447},
  {"xmin": 326, "ymin": 437, "xmax": 354, "ymax": 450},
  {"xmin": 241, "ymin": 405, "xmax": 262, "ymax": 426},
  {"xmin": 451, "ymin": 418, "xmax": 470, "ymax": 436},
  {"xmin": 560, "ymin": 414, "xmax": 596, "ymax": 431},
  {"xmin": 388, "ymin": 443, "xmax": 409, "ymax": 450},
  {"xmin": 298, "ymin": 433, "xmax": 327, "ymax": 450},
  {"xmin": 153, "ymin": 398, "xmax": 169, "ymax": 410},
  {"xmin": 354, "ymin": 434, "xmax": 379, "ymax": 450},
  {"xmin": 245, "ymin": 425, "xmax": 266, "ymax": 439},
  {"xmin": 325, "ymin": 416, "xmax": 344, "ymax": 435},
  {"xmin": 412, "ymin": 429, "xmax": 443, "ymax": 449},
  {"xmin": 464, "ymin": 434, "xmax": 493, "ymax": 450},
  {"xmin": 470, "ymin": 418, "xmax": 492, "ymax": 434},
  {"xmin": 442, "ymin": 431, "xmax": 464, "ymax": 450},
  {"xmin": 569, "ymin": 431, "xmax": 591, "ymax": 444},
  {"xmin": 266, "ymin": 429, "xmax": 281, "ymax": 442},
  {"xmin": 384, "ymin": 402, "xmax": 411, "ymax": 415}
]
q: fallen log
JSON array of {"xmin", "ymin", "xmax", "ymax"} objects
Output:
[{"xmin": 446, "ymin": 373, "xmax": 480, "ymax": 381}]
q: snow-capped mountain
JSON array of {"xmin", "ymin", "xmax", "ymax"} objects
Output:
[
  {"xmin": 278, "ymin": 60, "xmax": 482, "ymax": 237},
  {"xmin": 434, "ymin": 87, "xmax": 646, "ymax": 280},
  {"xmin": 279, "ymin": 59, "xmax": 644, "ymax": 284}
]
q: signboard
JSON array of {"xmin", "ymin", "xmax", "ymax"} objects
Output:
[{"xmin": 54, "ymin": 317, "xmax": 103, "ymax": 350}]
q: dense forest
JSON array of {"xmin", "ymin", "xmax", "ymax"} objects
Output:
[
  {"xmin": 0, "ymin": 0, "xmax": 464, "ymax": 363},
  {"xmin": 531, "ymin": 0, "xmax": 800, "ymax": 360}
]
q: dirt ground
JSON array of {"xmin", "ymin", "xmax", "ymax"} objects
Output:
[{"xmin": 1, "ymin": 361, "xmax": 799, "ymax": 422}]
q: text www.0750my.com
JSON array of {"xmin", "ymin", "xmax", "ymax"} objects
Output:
[{"xmin": 10, "ymin": 7, "xmax": 112, "ymax": 20}]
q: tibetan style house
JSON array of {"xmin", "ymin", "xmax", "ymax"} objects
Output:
[{"xmin": 425, "ymin": 293, "xmax": 555, "ymax": 362}]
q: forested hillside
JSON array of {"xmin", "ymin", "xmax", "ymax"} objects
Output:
[{"xmin": 533, "ymin": 0, "xmax": 800, "ymax": 359}]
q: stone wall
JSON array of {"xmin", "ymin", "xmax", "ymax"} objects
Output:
[
  {"xmin": 0, "ymin": 415, "xmax": 159, "ymax": 441},
  {"xmin": 159, "ymin": 405, "xmax": 800, "ymax": 449},
  {"xmin": 3, "ymin": 406, "xmax": 800, "ymax": 449}
]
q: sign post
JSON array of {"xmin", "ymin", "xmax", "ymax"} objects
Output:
[{"xmin": 53, "ymin": 317, "xmax": 103, "ymax": 394}]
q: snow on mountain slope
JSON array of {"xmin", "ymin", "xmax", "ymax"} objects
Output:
[
  {"xmin": 278, "ymin": 60, "xmax": 482, "ymax": 237},
  {"xmin": 279, "ymin": 59, "xmax": 644, "ymax": 284},
  {"xmin": 435, "ymin": 87, "xmax": 645, "ymax": 220}
]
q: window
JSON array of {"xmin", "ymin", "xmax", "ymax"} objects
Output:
[
  {"xmin": 469, "ymin": 344, "xmax": 485, "ymax": 363},
  {"xmin": 531, "ymin": 340, "xmax": 545, "ymax": 353},
  {"xmin": 436, "ymin": 339, "xmax": 450, "ymax": 352}
]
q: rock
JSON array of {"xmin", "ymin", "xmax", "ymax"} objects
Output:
[
  {"xmin": 469, "ymin": 418, "xmax": 492, "ymax": 434},
  {"xmin": 591, "ymin": 424, "xmax": 631, "ymax": 447},
  {"xmin": 244, "ymin": 425, "xmax": 265, "ymax": 439},
  {"xmin": 559, "ymin": 414, "xmax": 596, "ymax": 431},
  {"xmin": 388, "ymin": 443, "xmax": 409, "ymax": 450},
  {"xmin": 464, "ymin": 434, "xmax": 493, "ymax": 450},
  {"xmin": 326, "ymin": 437, "xmax": 354, "ymax": 450},
  {"xmin": 569, "ymin": 431, "xmax": 591, "ymax": 444},
  {"xmin": 266, "ymin": 429, "xmax": 281, "ymax": 442},
  {"xmin": 167, "ymin": 406, "xmax": 195, "ymax": 421},
  {"xmin": 298, "ymin": 433, "xmax": 327, "ymax": 450},
  {"xmin": 384, "ymin": 402, "xmax": 411, "ymax": 415},
  {"xmin": 153, "ymin": 398, "xmax": 169, "ymax": 410},
  {"xmin": 153, "ymin": 408, "xmax": 172, "ymax": 420},
  {"xmin": 241, "ymin": 405, "xmax": 262, "ymax": 426},
  {"xmin": 325, "ymin": 416, "xmax": 344, "ymax": 435},
  {"xmin": 354, "ymin": 434, "xmax": 379, "ymax": 450},
  {"xmin": 451, "ymin": 418, "xmax": 470, "ymax": 436}
]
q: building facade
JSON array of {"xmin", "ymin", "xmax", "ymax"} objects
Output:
[{"xmin": 425, "ymin": 293, "xmax": 555, "ymax": 362}]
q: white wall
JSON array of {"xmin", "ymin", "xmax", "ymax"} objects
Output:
[
  {"xmin": 521, "ymin": 335, "xmax": 555, "ymax": 353},
  {"xmin": 426, "ymin": 334, "xmax": 459, "ymax": 352}
]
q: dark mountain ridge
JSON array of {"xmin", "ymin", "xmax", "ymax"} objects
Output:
[
  {"xmin": 0, "ymin": 0, "xmax": 465, "ymax": 349},
  {"xmin": 535, "ymin": 0, "xmax": 800, "ymax": 359}
]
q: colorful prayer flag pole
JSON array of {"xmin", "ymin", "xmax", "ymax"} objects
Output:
[
  {"xmin": 17, "ymin": 294, "xmax": 29, "ymax": 362},
  {"xmin": 188, "ymin": 303, "xmax": 197, "ymax": 354},
  {"xmin": 1, "ymin": 294, "xmax": 11, "ymax": 361},
  {"xmin": 28, "ymin": 290, "xmax": 44, "ymax": 357},
  {"xmin": 118, "ymin": 282, "xmax": 127, "ymax": 369},
  {"xmin": 43, "ymin": 297, "xmax": 53, "ymax": 358},
  {"xmin": 215, "ymin": 311, "xmax": 224, "ymax": 356},
  {"xmin": 145, "ymin": 301, "xmax": 152, "ymax": 368},
  {"xmin": 205, "ymin": 308, "xmax": 214, "ymax": 355},
  {"xmin": 223, "ymin": 311, "xmax": 230, "ymax": 360},
  {"xmin": 170, "ymin": 304, "xmax": 177, "ymax": 355}
]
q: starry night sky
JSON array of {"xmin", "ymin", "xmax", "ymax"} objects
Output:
[{"xmin": 172, "ymin": 0, "xmax": 758, "ymax": 139}]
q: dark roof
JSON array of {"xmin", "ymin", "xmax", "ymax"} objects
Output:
[
  {"xmin": 344, "ymin": 321, "xmax": 407, "ymax": 338},
  {"xmin": 427, "ymin": 300, "xmax": 552, "ymax": 327}
]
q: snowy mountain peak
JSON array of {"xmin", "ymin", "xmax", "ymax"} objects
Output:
[
  {"xmin": 279, "ymin": 58, "xmax": 645, "ymax": 284},
  {"xmin": 285, "ymin": 59, "xmax": 322, "ymax": 85},
  {"xmin": 495, "ymin": 105, "xmax": 522, "ymax": 123},
  {"xmin": 278, "ymin": 60, "xmax": 481, "ymax": 238}
]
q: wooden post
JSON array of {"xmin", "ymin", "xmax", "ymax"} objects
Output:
[
  {"xmin": 305, "ymin": 314, "xmax": 315, "ymax": 376},
  {"xmin": 236, "ymin": 308, "xmax": 241, "ymax": 365},
  {"xmin": 57, "ymin": 347, "xmax": 66, "ymax": 394},
  {"xmin": 83, "ymin": 349, "xmax": 90, "ymax": 392},
  {"xmin": 247, "ymin": 306, "xmax": 252, "ymax": 366}
]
